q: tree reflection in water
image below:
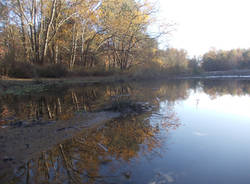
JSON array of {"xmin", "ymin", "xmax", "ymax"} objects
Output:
[
  {"xmin": 3, "ymin": 79, "xmax": 250, "ymax": 183},
  {"xmin": 0, "ymin": 81, "xmax": 188, "ymax": 184},
  {"xmin": 9, "ymin": 104, "xmax": 180, "ymax": 184},
  {"xmin": 202, "ymin": 79, "xmax": 250, "ymax": 98},
  {"xmin": 0, "ymin": 81, "xmax": 191, "ymax": 123}
]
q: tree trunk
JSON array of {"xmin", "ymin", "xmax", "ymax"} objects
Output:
[{"xmin": 41, "ymin": 0, "xmax": 57, "ymax": 65}]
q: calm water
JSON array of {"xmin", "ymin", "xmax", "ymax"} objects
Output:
[{"xmin": 1, "ymin": 79, "xmax": 250, "ymax": 183}]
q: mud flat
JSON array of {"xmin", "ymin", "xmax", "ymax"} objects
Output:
[{"xmin": 0, "ymin": 111, "xmax": 120, "ymax": 181}]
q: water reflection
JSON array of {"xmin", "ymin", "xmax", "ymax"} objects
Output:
[
  {"xmin": 2, "ymin": 80, "xmax": 250, "ymax": 124},
  {"xmin": 202, "ymin": 79, "xmax": 250, "ymax": 98},
  {"xmin": 0, "ymin": 81, "xmax": 193, "ymax": 123},
  {"xmin": 1, "ymin": 79, "xmax": 250, "ymax": 183},
  {"xmin": 6, "ymin": 107, "xmax": 180, "ymax": 184}
]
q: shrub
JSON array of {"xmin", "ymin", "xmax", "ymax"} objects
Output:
[
  {"xmin": 68, "ymin": 68, "xmax": 92, "ymax": 77},
  {"xmin": 8, "ymin": 62, "xmax": 36, "ymax": 78},
  {"xmin": 69, "ymin": 67, "xmax": 121, "ymax": 77},
  {"xmin": 91, "ymin": 69, "xmax": 117, "ymax": 76},
  {"xmin": 0, "ymin": 61, "xmax": 6, "ymax": 76},
  {"xmin": 129, "ymin": 62, "xmax": 163, "ymax": 79},
  {"xmin": 36, "ymin": 64, "xmax": 68, "ymax": 78}
]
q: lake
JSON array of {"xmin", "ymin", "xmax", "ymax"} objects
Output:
[{"xmin": 1, "ymin": 79, "xmax": 250, "ymax": 184}]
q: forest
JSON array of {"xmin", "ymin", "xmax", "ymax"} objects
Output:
[
  {"xmin": 0, "ymin": 0, "xmax": 200, "ymax": 78},
  {"xmin": 202, "ymin": 49, "xmax": 250, "ymax": 71},
  {"xmin": 0, "ymin": 0, "xmax": 250, "ymax": 79}
]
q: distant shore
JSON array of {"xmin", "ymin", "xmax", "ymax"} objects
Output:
[
  {"xmin": 177, "ymin": 69, "xmax": 250, "ymax": 79},
  {"xmin": 2, "ymin": 69, "xmax": 250, "ymax": 95}
]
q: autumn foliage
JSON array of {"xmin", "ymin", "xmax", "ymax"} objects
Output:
[{"xmin": 0, "ymin": 0, "xmax": 198, "ymax": 78}]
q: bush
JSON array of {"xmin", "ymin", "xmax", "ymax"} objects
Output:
[
  {"xmin": 0, "ymin": 61, "xmax": 68, "ymax": 78},
  {"xmin": 0, "ymin": 61, "xmax": 6, "ymax": 76},
  {"xmin": 8, "ymin": 62, "xmax": 36, "ymax": 78},
  {"xmin": 69, "ymin": 67, "xmax": 121, "ymax": 77},
  {"xmin": 68, "ymin": 68, "xmax": 92, "ymax": 77},
  {"xmin": 129, "ymin": 62, "xmax": 164, "ymax": 79},
  {"xmin": 36, "ymin": 64, "xmax": 68, "ymax": 78},
  {"xmin": 91, "ymin": 69, "xmax": 117, "ymax": 77}
]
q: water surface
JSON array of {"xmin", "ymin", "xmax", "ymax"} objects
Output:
[{"xmin": 1, "ymin": 79, "xmax": 250, "ymax": 184}]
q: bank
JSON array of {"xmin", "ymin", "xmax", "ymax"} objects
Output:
[{"xmin": 2, "ymin": 69, "xmax": 250, "ymax": 95}]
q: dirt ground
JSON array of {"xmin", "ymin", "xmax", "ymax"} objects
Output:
[{"xmin": 0, "ymin": 111, "xmax": 120, "ymax": 182}]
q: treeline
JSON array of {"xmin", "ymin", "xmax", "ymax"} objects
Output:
[
  {"xmin": 0, "ymin": 0, "xmax": 154, "ymax": 77},
  {"xmin": 0, "ymin": 0, "xmax": 200, "ymax": 78},
  {"xmin": 202, "ymin": 49, "xmax": 250, "ymax": 71}
]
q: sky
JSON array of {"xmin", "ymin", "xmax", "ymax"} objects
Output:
[{"xmin": 156, "ymin": 0, "xmax": 250, "ymax": 57}]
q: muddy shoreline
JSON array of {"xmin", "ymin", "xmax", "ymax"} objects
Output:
[{"xmin": 0, "ymin": 111, "xmax": 120, "ymax": 182}]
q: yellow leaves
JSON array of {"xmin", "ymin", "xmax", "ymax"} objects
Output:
[
  {"xmin": 155, "ymin": 58, "xmax": 164, "ymax": 66},
  {"xmin": 100, "ymin": 0, "xmax": 151, "ymax": 35}
]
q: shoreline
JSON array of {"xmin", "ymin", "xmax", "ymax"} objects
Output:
[
  {"xmin": 1, "ymin": 73, "xmax": 250, "ymax": 95},
  {"xmin": 0, "ymin": 111, "xmax": 120, "ymax": 182}
]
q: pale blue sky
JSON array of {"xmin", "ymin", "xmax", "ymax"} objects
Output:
[{"xmin": 157, "ymin": 0, "xmax": 250, "ymax": 57}]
